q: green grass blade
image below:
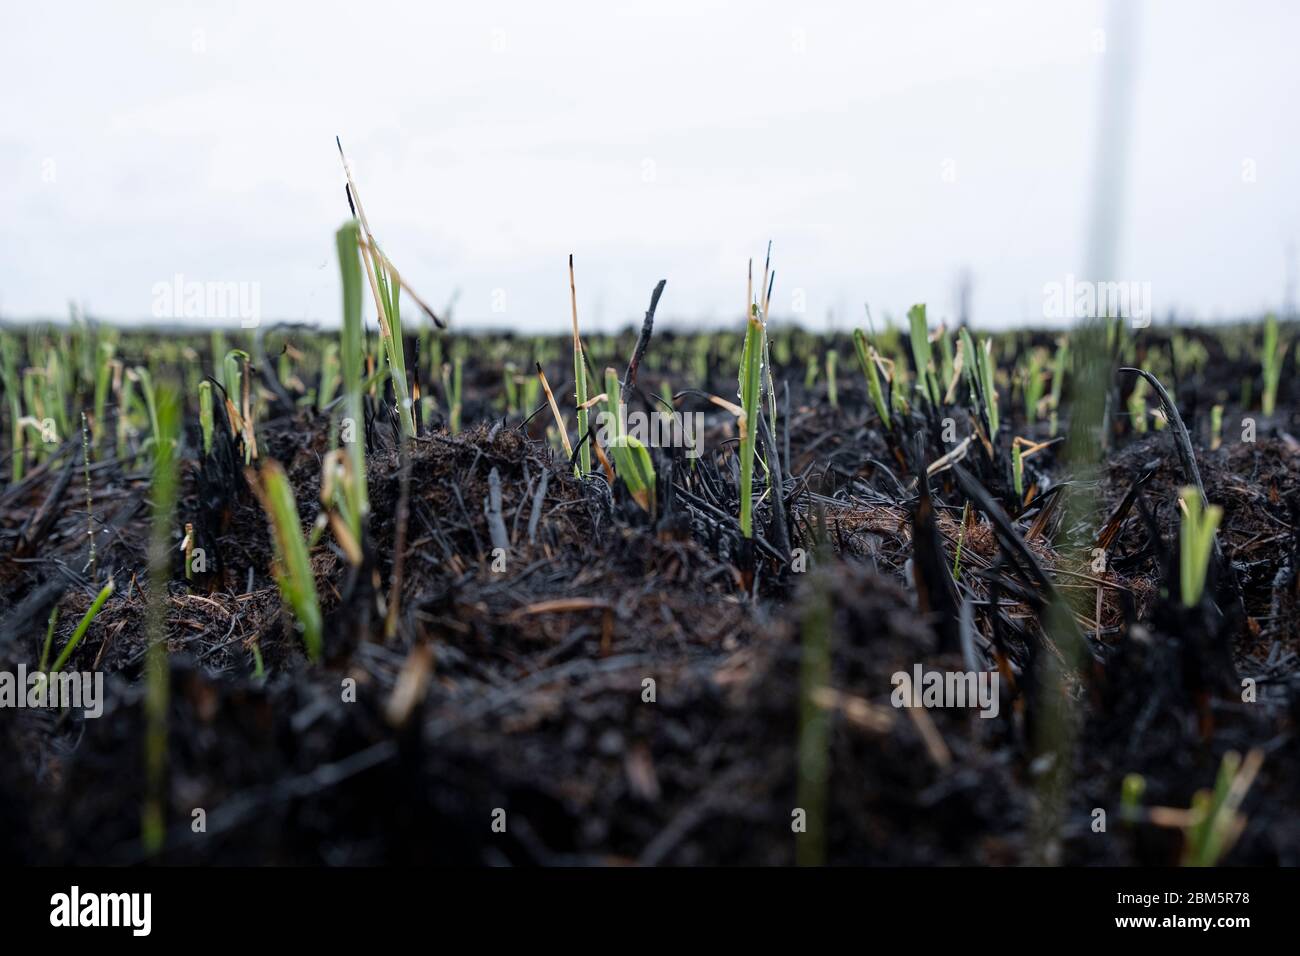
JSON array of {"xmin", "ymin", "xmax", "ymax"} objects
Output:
[
  {"xmin": 852, "ymin": 328, "xmax": 891, "ymax": 429},
  {"xmin": 49, "ymin": 580, "xmax": 115, "ymax": 673},
  {"xmin": 198, "ymin": 380, "xmax": 214, "ymax": 456},
  {"xmin": 738, "ymin": 310, "xmax": 764, "ymax": 538},
  {"xmin": 257, "ymin": 461, "xmax": 323, "ymax": 662},
  {"xmin": 603, "ymin": 368, "xmax": 656, "ymax": 510},
  {"xmin": 337, "ymin": 223, "xmax": 370, "ymax": 527},
  {"xmin": 142, "ymin": 381, "xmax": 181, "ymax": 855},
  {"xmin": 907, "ymin": 304, "xmax": 938, "ymax": 406}
]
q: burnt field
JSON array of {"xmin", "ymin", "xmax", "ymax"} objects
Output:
[{"xmin": 1, "ymin": 283, "xmax": 1298, "ymax": 865}]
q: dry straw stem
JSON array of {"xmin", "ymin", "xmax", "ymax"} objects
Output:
[
  {"xmin": 706, "ymin": 393, "xmax": 746, "ymax": 436},
  {"xmin": 384, "ymin": 644, "xmax": 434, "ymax": 728},
  {"xmin": 357, "ymin": 234, "xmax": 445, "ymax": 328},
  {"xmin": 319, "ymin": 449, "xmax": 365, "ymax": 566},
  {"xmin": 588, "ymin": 424, "xmax": 617, "ymax": 484},
  {"xmin": 510, "ymin": 596, "xmax": 613, "ymax": 621},
  {"xmin": 810, "ymin": 686, "xmax": 894, "ymax": 735},
  {"xmin": 535, "ymin": 362, "xmax": 574, "ymax": 460},
  {"xmin": 891, "ymin": 671, "xmax": 953, "ymax": 768},
  {"xmin": 905, "ymin": 434, "xmax": 974, "ymax": 491},
  {"xmin": 335, "ymin": 138, "xmax": 415, "ymax": 438}
]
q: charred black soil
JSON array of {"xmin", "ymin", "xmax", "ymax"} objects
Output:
[{"xmin": 2, "ymin": 321, "xmax": 1298, "ymax": 866}]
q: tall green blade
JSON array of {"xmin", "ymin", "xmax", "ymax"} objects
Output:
[
  {"xmin": 738, "ymin": 310, "xmax": 764, "ymax": 538},
  {"xmin": 852, "ymin": 328, "xmax": 891, "ymax": 429},
  {"xmin": 337, "ymin": 223, "xmax": 370, "ymax": 526}
]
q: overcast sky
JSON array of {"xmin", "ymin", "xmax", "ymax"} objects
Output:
[{"xmin": 2, "ymin": 1, "xmax": 1297, "ymax": 331}]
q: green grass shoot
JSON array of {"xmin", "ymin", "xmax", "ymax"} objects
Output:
[
  {"xmin": 569, "ymin": 256, "xmax": 590, "ymax": 476},
  {"xmin": 254, "ymin": 460, "xmax": 323, "ymax": 663},
  {"xmin": 1261, "ymin": 313, "xmax": 1283, "ymax": 416},
  {"xmin": 1120, "ymin": 773, "xmax": 1146, "ymax": 824},
  {"xmin": 1179, "ymin": 486, "xmax": 1222, "ymax": 608},
  {"xmin": 852, "ymin": 328, "xmax": 891, "ymax": 429},
  {"xmin": 602, "ymin": 368, "xmax": 656, "ymax": 512},
  {"xmin": 336, "ymin": 222, "xmax": 370, "ymax": 528},
  {"xmin": 317, "ymin": 342, "xmax": 340, "ymax": 412},
  {"xmin": 38, "ymin": 604, "xmax": 59, "ymax": 673},
  {"xmin": 825, "ymin": 348, "xmax": 838, "ymax": 408},
  {"xmin": 370, "ymin": 255, "xmax": 416, "ymax": 438},
  {"xmin": 1127, "ymin": 374, "xmax": 1148, "ymax": 433},
  {"xmin": 1021, "ymin": 348, "xmax": 1045, "ymax": 423},
  {"xmin": 445, "ymin": 350, "xmax": 463, "ymax": 434},
  {"xmin": 198, "ymin": 380, "xmax": 214, "ymax": 456},
  {"xmin": 960, "ymin": 327, "xmax": 999, "ymax": 440},
  {"xmin": 1, "ymin": 336, "xmax": 22, "ymax": 481},
  {"xmin": 1048, "ymin": 335, "xmax": 1068, "ymax": 435},
  {"xmin": 1012, "ymin": 443, "xmax": 1024, "ymax": 503},
  {"xmin": 48, "ymin": 579, "xmax": 115, "ymax": 673},
  {"xmin": 93, "ymin": 338, "xmax": 115, "ymax": 448},
  {"xmin": 907, "ymin": 304, "xmax": 940, "ymax": 407},
  {"xmin": 143, "ymin": 380, "xmax": 181, "ymax": 856},
  {"xmin": 1182, "ymin": 750, "xmax": 1262, "ymax": 866},
  {"xmin": 738, "ymin": 301, "xmax": 765, "ymax": 539}
]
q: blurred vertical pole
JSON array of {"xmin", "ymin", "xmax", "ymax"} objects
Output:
[
  {"xmin": 1075, "ymin": 0, "xmax": 1142, "ymax": 468},
  {"xmin": 1085, "ymin": 1, "xmax": 1141, "ymax": 286},
  {"xmin": 1033, "ymin": 0, "xmax": 1143, "ymax": 865},
  {"xmin": 143, "ymin": 384, "xmax": 180, "ymax": 856},
  {"xmin": 1285, "ymin": 242, "xmax": 1296, "ymax": 320}
]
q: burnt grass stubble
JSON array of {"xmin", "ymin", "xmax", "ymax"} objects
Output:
[{"xmin": 1, "ymin": 324, "xmax": 1299, "ymax": 865}]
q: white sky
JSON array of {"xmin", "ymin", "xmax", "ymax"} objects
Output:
[{"xmin": 1, "ymin": 1, "xmax": 1297, "ymax": 331}]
